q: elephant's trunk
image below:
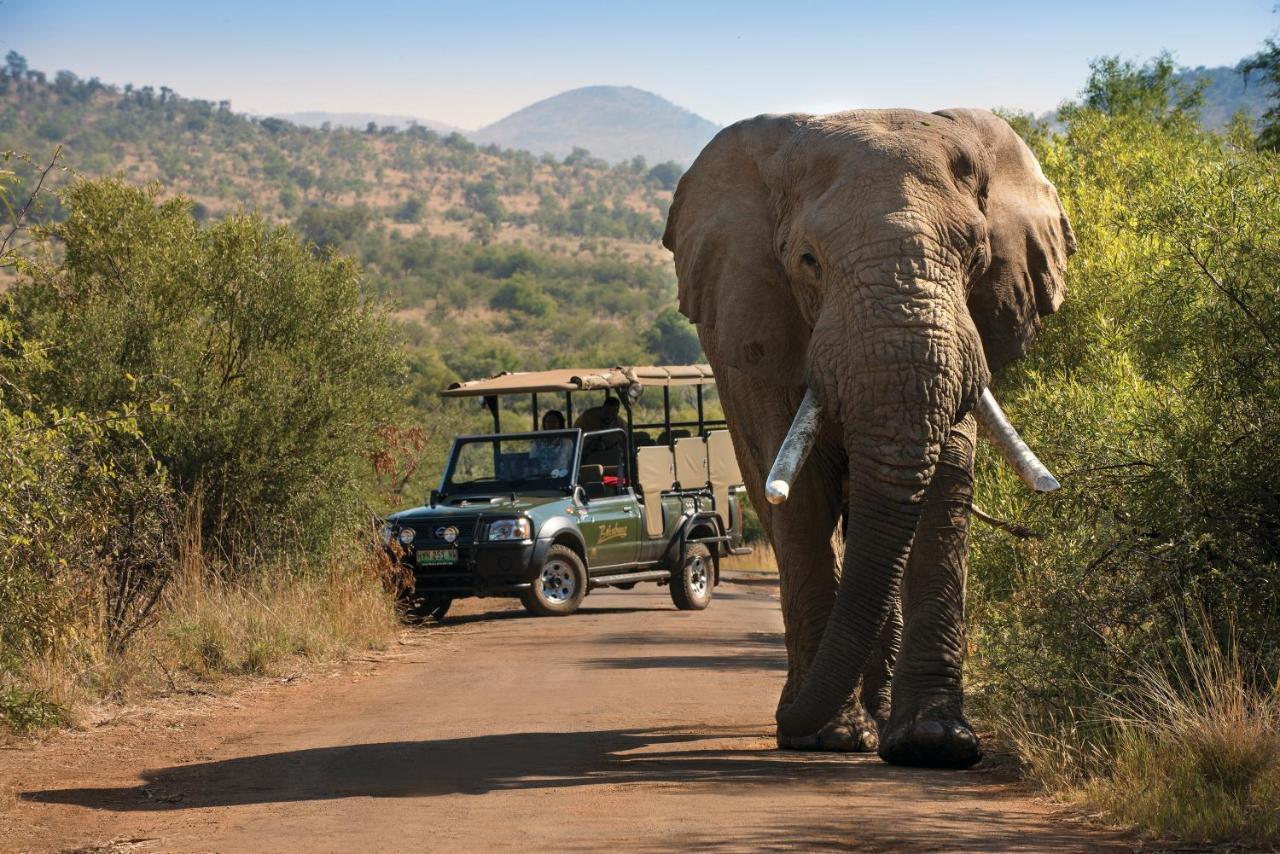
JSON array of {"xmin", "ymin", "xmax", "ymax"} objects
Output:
[
  {"xmin": 776, "ymin": 261, "xmax": 986, "ymax": 738},
  {"xmin": 776, "ymin": 479, "xmax": 922, "ymax": 736}
]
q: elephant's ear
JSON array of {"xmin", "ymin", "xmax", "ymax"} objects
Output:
[
  {"xmin": 662, "ymin": 115, "xmax": 809, "ymax": 386},
  {"xmin": 935, "ymin": 108, "xmax": 1076, "ymax": 373}
]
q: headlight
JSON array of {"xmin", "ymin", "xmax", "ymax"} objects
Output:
[
  {"xmin": 398, "ymin": 527, "xmax": 416, "ymax": 545},
  {"xmin": 488, "ymin": 518, "xmax": 532, "ymax": 541}
]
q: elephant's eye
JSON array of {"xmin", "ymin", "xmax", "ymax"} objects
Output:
[{"xmin": 800, "ymin": 252, "xmax": 819, "ymax": 271}]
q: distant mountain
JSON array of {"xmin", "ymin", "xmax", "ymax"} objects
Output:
[
  {"xmin": 1179, "ymin": 64, "xmax": 1273, "ymax": 129},
  {"xmin": 273, "ymin": 111, "xmax": 459, "ymax": 134},
  {"xmin": 473, "ymin": 86, "xmax": 720, "ymax": 165}
]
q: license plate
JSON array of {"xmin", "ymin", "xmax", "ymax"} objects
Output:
[{"xmin": 416, "ymin": 548, "xmax": 457, "ymax": 566}]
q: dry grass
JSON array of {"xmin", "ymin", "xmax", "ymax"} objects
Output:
[
  {"xmin": 157, "ymin": 555, "xmax": 399, "ymax": 682},
  {"xmin": 995, "ymin": 623, "xmax": 1280, "ymax": 848},
  {"xmin": 3, "ymin": 535, "xmax": 400, "ymax": 736},
  {"xmin": 719, "ymin": 542, "xmax": 778, "ymax": 576}
]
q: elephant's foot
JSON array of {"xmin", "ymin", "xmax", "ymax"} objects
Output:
[
  {"xmin": 878, "ymin": 712, "xmax": 981, "ymax": 769},
  {"xmin": 777, "ymin": 703, "xmax": 878, "ymax": 752}
]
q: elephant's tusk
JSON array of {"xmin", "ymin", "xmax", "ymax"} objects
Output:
[
  {"xmin": 974, "ymin": 388, "xmax": 1060, "ymax": 493},
  {"xmin": 765, "ymin": 388, "xmax": 823, "ymax": 504}
]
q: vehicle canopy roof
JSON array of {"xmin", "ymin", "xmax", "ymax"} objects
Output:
[{"xmin": 439, "ymin": 364, "xmax": 715, "ymax": 398}]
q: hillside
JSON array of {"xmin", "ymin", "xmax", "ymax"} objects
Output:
[
  {"xmin": 0, "ymin": 63, "xmax": 697, "ymax": 396},
  {"xmin": 472, "ymin": 85, "xmax": 720, "ymax": 165},
  {"xmin": 1180, "ymin": 63, "xmax": 1273, "ymax": 128}
]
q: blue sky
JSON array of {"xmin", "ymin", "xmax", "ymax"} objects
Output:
[{"xmin": 3, "ymin": 1, "xmax": 1274, "ymax": 128}]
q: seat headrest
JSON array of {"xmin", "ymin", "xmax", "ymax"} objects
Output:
[{"xmin": 578, "ymin": 465, "xmax": 604, "ymax": 483}]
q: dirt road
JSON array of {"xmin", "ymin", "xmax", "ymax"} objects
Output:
[{"xmin": 3, "ymin": 577, "xmax": 1134, "ymax": 852}]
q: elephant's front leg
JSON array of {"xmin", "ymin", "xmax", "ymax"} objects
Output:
[
  {"xmin": 768, "ymin": 457, "xmax": 881, "ymax": 752},
  {"xmin": 878, "ymin": 415, "xmax": 982, "ymax": 769}
]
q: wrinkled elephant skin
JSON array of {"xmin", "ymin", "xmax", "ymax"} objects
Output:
[{"xmin": 663, "ymin": 108, "xmax": 1074, "ymax": 769}]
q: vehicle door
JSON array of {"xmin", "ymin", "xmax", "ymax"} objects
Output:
[
  {"xmin": 577, "ymin": 428, "xmax": 640, "ymax": 569},
  {"xmin": 578, "ymin": 493, "xmax": 640, "ymax": 569}
]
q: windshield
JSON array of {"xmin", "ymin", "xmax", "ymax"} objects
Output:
[{"xmin": 444, "ymin": 431, "xmax": 578, "ymax": 493}]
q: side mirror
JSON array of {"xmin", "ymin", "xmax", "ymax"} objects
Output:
[{"xmin": 573, "ymin": 484, "xmax": 589, "ymax": 507}]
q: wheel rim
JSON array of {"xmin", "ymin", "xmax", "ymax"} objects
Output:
[
  {"xmin": 689, "ymin": 555, "xmax": 708, "ymax": 597},
  {"xmin": 540, "ymin": 559, "xmax": 577, "ymax": 604}
]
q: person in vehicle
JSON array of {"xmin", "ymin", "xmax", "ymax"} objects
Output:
[
  {"xmin": 532, "ymin": 409, "xmax": 572, "ymax": 474},
  {"xmin": 574, "ymin": 396, "xmax": 621, "ymax": 431}
]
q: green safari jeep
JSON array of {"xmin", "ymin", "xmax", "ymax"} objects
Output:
[{"xmin": 382, "ymin": 365, "xmax": 751, "ymax": 620}]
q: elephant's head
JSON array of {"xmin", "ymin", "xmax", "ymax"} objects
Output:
[{"xmin": 662, "ymin": 108, "xmax": 1074, "ymax": 737}]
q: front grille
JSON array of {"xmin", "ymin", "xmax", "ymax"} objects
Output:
[{"xmin": 409, "ymin": 516, "xmax": 481, "ymax": 548}]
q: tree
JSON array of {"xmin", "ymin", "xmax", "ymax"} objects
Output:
[
  {"xmin": 294, "ymin": 204, "xmax": 371, "ymax": 249},
  {"xmin": 463, "ymin": 177, "xmax": 504, "ymax": 225},
  {"xmin": 8, "ymin": 178, "xmax": 404, "ymax": 557},
  {"xmin": 490, "ymin": 277, "xmax": 552, "ymax": 317},
  {"xmin": 642, "ymin": 307, "xmax": 702, "ymax": 365},
  {"xmin": 1075, "ymin": 53, "xmax": 1204, "ymax": 123},
  {"xmin": 393, "ymin": 197, "xmax": 424, "ymax": 223},
  {"xmin": 1243, "ymin": 38, "xmax": 1280, "ymax": 150},
  {"xmin": 5, "ymin": 51, "xmax": 27, "ymax": 80},
  {"xmin": 646, "ymin": 161, "xmax": 683, "ymax": 190}
]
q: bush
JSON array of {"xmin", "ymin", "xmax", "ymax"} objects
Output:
[
  {"xmin": 490, "ymin": 276, "xmax": 553, "ymax": 317},
  {"xmin": 642, "ymin": 307, "xmax": 703, "ymax": 364},
  {"xmin": 969, "ymin": 57, "xmax": 1280, "ymax": 845},
  {"xmin": 0, "ymin": 171, "xmax": 407, "ymax": 732},
  {"xmin": 8, "ymin": 178, "xmax": 404, "ymax": 559},
  {"xmin": 294, "ymin": 203, "xmax": 371, "ymax": 249}
]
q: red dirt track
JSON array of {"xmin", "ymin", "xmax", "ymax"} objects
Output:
[{"xmin": 2, "ymin": 577, "xmax": 1135, "ymax": 852}]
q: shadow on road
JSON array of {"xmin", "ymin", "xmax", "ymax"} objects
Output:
[
  {"xmin": 21, "ymin": 726, "xmax": 1127, "ymax": 851},
  {"xmin": 21, "ymin": 726, "xmax": 993, "ymax": 808},
  {"xmin": 405, "ymin": 603, "xmax": 673, "ymax": 628},
  {"xmin": 586, "ymin": 651, "xmax": 786, "ymax": 671}
]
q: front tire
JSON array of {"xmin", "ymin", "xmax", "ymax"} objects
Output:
[
  {"xmin": 670, "ymin": 543, "xmax": 713, "ymax": 610},
  {"xmin": 521, "ymin": 545, "xmax": 587, "ymax": 616}
]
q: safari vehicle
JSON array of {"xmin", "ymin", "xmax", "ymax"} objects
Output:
[{"xmin": 382, "ymin": 365, "xmax": 751, "ymax": 620}]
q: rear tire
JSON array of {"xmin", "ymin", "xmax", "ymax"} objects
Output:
[
  {"xmin": 670, "ymin": 543, "xmax": 713, "ymax": 610},
  {"xmin": 521, "ymin": 545, "xmax": 587, "ymax": 616}
]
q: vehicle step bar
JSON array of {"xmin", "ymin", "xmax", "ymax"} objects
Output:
[{"xmin": 590, "ymin": 569, "xmax": 672, "ymax": 589}]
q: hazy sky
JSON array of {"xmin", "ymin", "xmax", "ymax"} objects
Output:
[{"xmin": 4, "ymin": 1, "xmax": 1274, "ymax": 128}]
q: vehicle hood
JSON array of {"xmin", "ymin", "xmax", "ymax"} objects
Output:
[{"xmin": 386, "ymin": 494, "xmax": 567, "ymax": 523}]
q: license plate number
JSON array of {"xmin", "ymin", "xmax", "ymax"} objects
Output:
[{"xmin": 416, "ymin": 548, "xmax": 456, "ymax": 566}]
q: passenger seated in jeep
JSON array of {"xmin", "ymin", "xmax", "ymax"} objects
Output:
[
  {"xmin": 531, "ymin": 409, "xmax": 572, "ymax": 473},
  {"xmin": 578, "ymin": 396, "xmax": 625, "ymax": 466},
  {"xmin": 574, "ymin": 396, "xmax": 621, "ymax": 431}
]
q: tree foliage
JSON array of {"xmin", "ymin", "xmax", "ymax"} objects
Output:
[
  {"xmin": 7, "ymin": 177, "xmax": 404, "ymax": 560},
  {"xmin": 1242, "ymin": 38, "xmax": 1280, "ymax": 150},
  {"xmin": 641, "ymin": 307, "xmax": 703, "ymax": 365},
  {"xmin": 971, "ymin": 57, "xmax": 1280, "ymax": 721}
]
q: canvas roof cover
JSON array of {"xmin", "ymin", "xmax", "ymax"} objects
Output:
[{"xmin": 440, "ymin": 365, "xmax": 715, "ymax": 398}]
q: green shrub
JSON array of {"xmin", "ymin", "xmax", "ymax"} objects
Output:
[
  {"xmin": 969, "ymin": 56, "xmax": 1280, "ymax": 845},
  {"xmin": 7, "ymin": 178, "xmax": 405, "ymax": 561}
]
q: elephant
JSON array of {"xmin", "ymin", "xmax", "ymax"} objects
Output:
[{"xmin": 662, "ymin": 108, "xmax": 1074, "ymax": 769}]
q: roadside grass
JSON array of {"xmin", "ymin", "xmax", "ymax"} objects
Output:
[
  {"xmin": 158, "ymin": 550, "xmax": 400, "ymax": 682},
  {"xmin": 990, "ymin": 625, "xmax": 1280, "ymax": 848},
  {"xmin": 1, "ymin": 535, "xmax": 401, "ymax": 737},
  {"xmin": 719, "ymin": 541, "xmax": 778, "ymax": 575}
]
